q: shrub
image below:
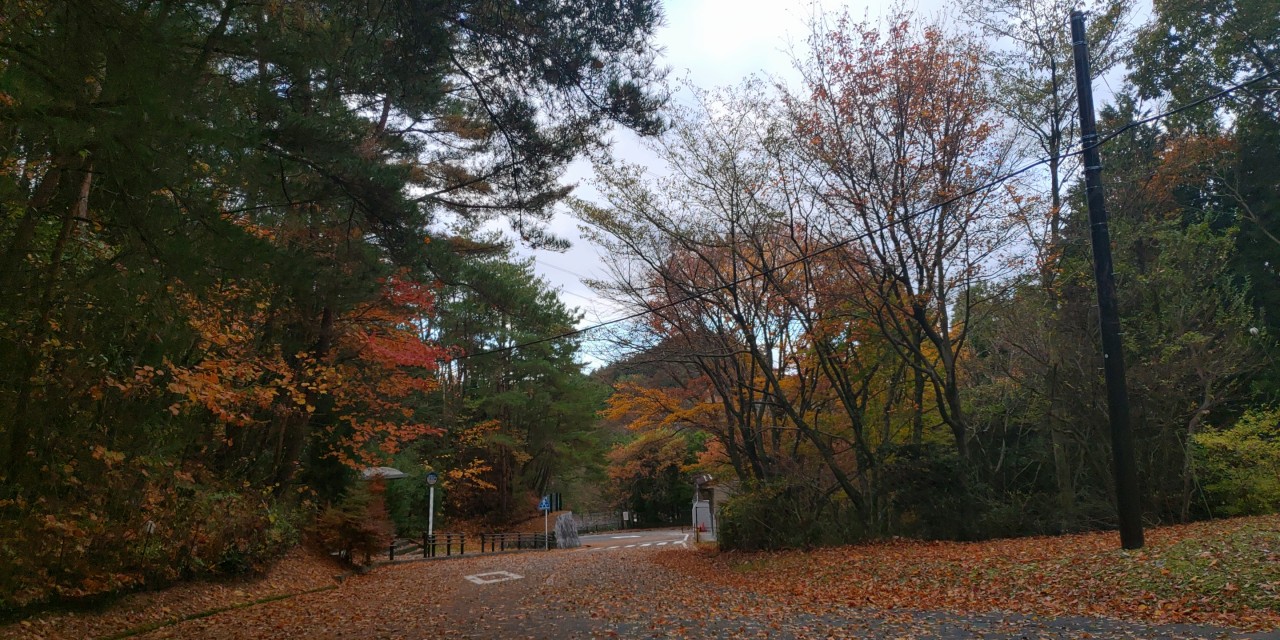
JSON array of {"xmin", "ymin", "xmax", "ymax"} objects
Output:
[
  {"xmin": 0, "ymin": 458, "xmax": 301, "ymax": 612},
  {"xmin": 1193, "ymin": 407, "xmax": 1280, "ymax": 516},
  {"xmin": 717, "ymin": 479, "xmax": 859, "ymax": 551},
  {"xmin": 311, "ymin": 482, "xmax": 394, "ymax": 565},
  {"xmin": 881, "ymin": 444, "xmax": 987, "ymax": 540}
]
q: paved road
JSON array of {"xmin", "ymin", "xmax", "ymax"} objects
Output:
[
  {"xmin": 134, "ymin": 532, "xmax": 1276, "ymax": 640},
  {"xmin": 577, "ymin": 528, "xmax": 690, "ymax": 552}
]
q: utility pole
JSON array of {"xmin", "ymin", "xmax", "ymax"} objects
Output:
[{"xmin": 1070, "ymin": 10, "xmax": 1144, "ymax": 550}]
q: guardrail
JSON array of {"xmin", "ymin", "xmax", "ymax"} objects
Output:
[
  {"xmin": 385, "ymin": 531, "xmax": 559, "ymax": 561},
  {"xmin": 423, "ymin": 532, "xmax": 465, "ymax": 557},
  {"xmin": 387, "ymin": 532, "xmax": 466, "ymax": 561},
  {"xmin": 479, "ymin": 532, "xmax": 556, "ymax": 552}
]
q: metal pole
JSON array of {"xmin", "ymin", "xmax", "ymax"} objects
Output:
[
  {"xmin": 544, "ymin": 508, "xmax": 548, "ymax": 550},
  {"xmin": 428, "ymin": 485, "xmax": 435, "ymax": 538},
  {"xmin": 1070, "ymin": 10, "xmax": 1144, "ymax": 550}
]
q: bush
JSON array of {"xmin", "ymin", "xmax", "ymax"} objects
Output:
[
  {"xmin": 717, "ymin": 479, "xmax": 860, "ymax": 551},
  {"xmin": 0, "ymin": 458, "xmax": 302, "ymax": 612},
  {"xmin": 881, "ymin": 444, "xmax": 986, "ymax": 540},
  {"xmin": 311, "ymin": 482, "xmax": 394, "ymax": 565},
  {"xmin": 1193, "ymin": 407, "xmax": 1280, "ymax": 516}
]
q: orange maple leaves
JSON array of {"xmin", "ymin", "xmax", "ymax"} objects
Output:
[{"xmin": 97, "ymin": 273, "xmax": 449, "ymax": 469}]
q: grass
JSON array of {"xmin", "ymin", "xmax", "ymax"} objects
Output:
[{"xmin": 1128, "ymin": 521, "xmax": 1280, "ymax": 612}]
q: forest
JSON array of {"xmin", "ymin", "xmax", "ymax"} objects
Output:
[{"xmin": 1, "ymin": 0, "xmax": 1278, "ymax": 612}]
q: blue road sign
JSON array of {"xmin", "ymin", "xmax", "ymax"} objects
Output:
[{"xmin": 539, "ymin": 495, "xmax": 550, "ymax": 511}]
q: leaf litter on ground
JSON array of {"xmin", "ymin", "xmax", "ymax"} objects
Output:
[
  {"xmin": 3, "ymin": 515, "xmax": 1277, "ymax": 639},
  {"xmin": 653, "ymin": 514, "xmax": 1280, "ymax": 632}
]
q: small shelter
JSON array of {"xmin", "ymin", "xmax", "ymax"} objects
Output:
[{"xmin": 360, "ymin": 466, "xmax": 407, "ymax": 480}]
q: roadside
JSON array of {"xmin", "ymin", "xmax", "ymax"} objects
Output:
[
  {"xmin": 1, "ymin": 547, "xmax": 344, "ymax": 640},
  {"xmin": 655, "ymin": 514, "xmax": 1280, "ymax": 633}
]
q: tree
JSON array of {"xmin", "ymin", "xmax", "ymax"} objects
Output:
[
  {"xmin": 422, "ymin": 252, "xmax": 607, "ymax": 522},
  {"xmin": 577, "ymin": 81, "xmax": 877, "ymax": 518},
  {"xmin": 788, "ymin": 11, "xmax": 1015, "ymax": 460},
  {"xmin": 955, "ymin": 0, "xmax": 1133, "ymax": 518},
  {"xmin": 958, "ymin": 0, "xmax": 1133, "ymax": 281},
  {"xmin": 1131, "ymin": 0, "xmax": 1280, "ymax": 394},
  {"xmin": 606, "ymin": 429, "xmax": 702, "ymax": 525}
]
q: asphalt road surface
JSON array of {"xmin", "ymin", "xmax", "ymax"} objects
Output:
[
  {"xmin": 131, "ymin": 529, "xmax": 1276, "ymax": 639},
  {"xmin": 577, "ymin": 528, "xmax": 691, "ymax": 552}
]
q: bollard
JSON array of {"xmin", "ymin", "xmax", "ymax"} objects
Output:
[{"xmin": 389, "ymin": 543, "xmax": 396, "ymax": 561}]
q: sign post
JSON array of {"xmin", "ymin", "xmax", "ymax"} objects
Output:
[
  {"xmin": 426, "ymin": 471, "xmax": 439, "ymax": 539},
  {"xmin": 539, "ymin": 494, "xmax": 551, "ymax": 549}
]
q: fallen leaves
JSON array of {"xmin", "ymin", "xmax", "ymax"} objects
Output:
[
  {"xmin": 0, "ymin": 547, "xmax": 344, "ymax": 640},
  {"xmin": 653, "ymin": 514, "xmax": 1280, "ymax": 632},
  {"xmin": 4, "ymin": 518, "xmax": 1277, "ymax": 639}
]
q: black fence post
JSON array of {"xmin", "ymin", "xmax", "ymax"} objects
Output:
[{"xmin": 389, "ymin": 543, "xmax": 396, "ymax": 561}]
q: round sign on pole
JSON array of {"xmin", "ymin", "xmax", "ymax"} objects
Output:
[{"xmin": 426, "ymin": 471, "xmax": 438, "ymax": 485}]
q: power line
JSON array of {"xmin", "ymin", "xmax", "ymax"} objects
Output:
[
  {"xmin": 449, "ymin": 67, "xmax": 1280, "ymax": 363},
  {"xmin": 1096, "ymin": 69, "xmax": 1279, "ymax": 148}
]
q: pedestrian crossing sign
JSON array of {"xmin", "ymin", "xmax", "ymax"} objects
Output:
[{"xmin": 539, "ymin": 495, "xmax": 550, "ymax": 511}]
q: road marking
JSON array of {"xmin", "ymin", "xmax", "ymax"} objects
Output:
[
  {"xmin": 610, "ymin": 535, "xmax": 641, "ymax": 539},
  {"xmin": 656, "ymin": 542, "xmax": 668, "ymax": 546},
  {"xmin": 624, "ymin": 544, "xmax": 636, "ymax": 548},
  {"xmin": 464, "ymin": 571, "xmax": 523, "ymax": 585},
  {"xmin": 640, "ymin": 543, "xmax": 652, "ymax": 547}
]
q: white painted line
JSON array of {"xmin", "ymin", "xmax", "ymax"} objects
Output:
[
  {"xmin": 640, "ymin": 543, "xmax": 652, "ymax": 547},
  {"xmin": 464, "ymin": 571, "xmax": 523, "ymax": 585},
  {"xmin": 656, "ymin": 542, "xmax": 668, "ymax": 546},
  {"xmin": 624, "ymin": 544, "xmax": 636, "ymax": 548},
  {"xmin": 610, "ymin": 535, "xmax": 641, "ymax": 539}
]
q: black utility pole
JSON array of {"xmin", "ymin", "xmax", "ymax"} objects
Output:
[{"xmin": 1070, "ymin": 10, "xmax": 1144, "ymax": 550}]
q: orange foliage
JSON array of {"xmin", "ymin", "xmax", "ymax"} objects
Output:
[{"xmin": 139, "ymin": 272, "xmax": 447, "ymax": 469}]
